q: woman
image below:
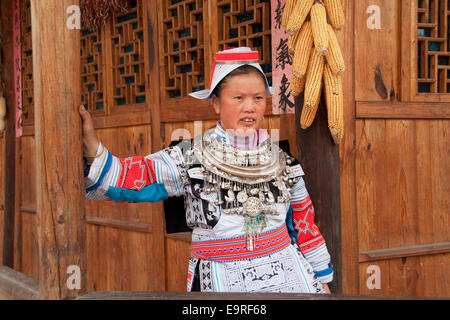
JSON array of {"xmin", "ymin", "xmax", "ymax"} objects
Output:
[{"xmin": 80, "ymin": 47, "xmax": 333, "ymax": 293}]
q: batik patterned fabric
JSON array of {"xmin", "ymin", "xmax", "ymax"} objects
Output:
[{"xmin": 84, "ymin": 122, "xmax": 333, "ymax": 292}]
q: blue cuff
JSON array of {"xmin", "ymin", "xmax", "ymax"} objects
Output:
[
  {"xmin": 315, "ymin": 263, "xmax": 334, "ymax": 283},
  {"xmin": 105, "ymin": 183, "xmax": 169, "ymax": 203}
]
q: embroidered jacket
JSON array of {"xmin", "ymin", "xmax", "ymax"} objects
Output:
[{"xmin": 84, "ymin": 123, "xmax": 333, "ymax": 284}]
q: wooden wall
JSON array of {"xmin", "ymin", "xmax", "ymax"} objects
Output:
[{"xmin": 343, "ymin": 0, "xmax": 450, "ymax": 297}]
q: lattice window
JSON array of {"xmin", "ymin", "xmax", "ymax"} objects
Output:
[
  {"xmin": 111, "ymin": 0, "xmax": 146, "ymax": 106},
  {"xmin": 81, "ymin": 29, "xmax": 104, "ymax": 112},
  {"xmin": 417, "ymin": 0, "xmax": 450, "ymax": 93},
  {"xmin": 217, "ymin": 0, "xmax": 272, "ymax": 86},
  {"xmin": 21, "ymin": 0, "xmax": 34, "ymax": 122},
  {"xmin": 160, "ymin": 0, "xmax": 205, "ymax": 99}
]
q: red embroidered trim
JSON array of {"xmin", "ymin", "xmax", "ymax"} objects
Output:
[
  {"xmin": 215, "ymin": 51, "xmax": 259, "ymax": 62},
  {"xmin": 191, "ymin": 224, "xmax": 290, "ymax": 262},
  {"xmin": 208, "ymin": 51, "xmax": 259, "ymax": 89}
]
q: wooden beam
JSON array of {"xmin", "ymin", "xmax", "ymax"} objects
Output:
[
  {"xmin": 76, "ymin": 291, "xmax": 426, "ymax": 300},
  {"xmin": 338, "ymin": 0, "xmax": 358, "ymax": 295},
  {"xmin": 356, "ymin": 101, "xmax": 450, "ymax": 119},
  {"xmin": 31, "ymin": 0, "xmax": 86, "ymax": 299},
  {"xmin": 295, "ymin": 94, "xmax": 342, "ymax": 294},
  {"xmin": 144, "ymin": 0, "xmax": 166, "ymax": 291},
  {"xmin": 359, "ymin": 241, "xmax": 450, "ymax": 263},
  {"xmin": 1, "ymin": 0, "xmax": 16, "ymax": 268},
  {"xmin": 86, "ymin": 216, "xmax": 153, "ymax": 233},
  {"xmin": 0, "ymin": 265, "xmax": 39, "ymax": 299}
]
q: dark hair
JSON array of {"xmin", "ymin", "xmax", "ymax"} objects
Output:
[{"xmin": 212, "ymin": 65, "xmax": 266, "ymax": 98}]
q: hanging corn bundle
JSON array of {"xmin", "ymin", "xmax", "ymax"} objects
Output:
[
  {"xmin": 284, "ymin": 0, "xmax": 345, "ymax": 144},
  {"xmin": 81, "ymin": 0, "xmax": 129, "ymax": 31}
]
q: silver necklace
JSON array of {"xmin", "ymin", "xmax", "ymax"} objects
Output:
[{"xmin": 185, "ymin": 130, "xmax": 298, "ymax": 250}]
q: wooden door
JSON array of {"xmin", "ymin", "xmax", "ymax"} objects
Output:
[
  {"xmin": 353, "ymin": 0, "xmax": 449, "ymax": 297},
  {"xmin": 80, "ymin": 0, "xmax": 166, "ymax": 291}
]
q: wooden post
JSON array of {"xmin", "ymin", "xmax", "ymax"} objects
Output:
[
  {"xmin": 295, "ymin": 94, "xmax": 342, "ymax": 294},
  {"xmin": 1, "ymin": 0, "xmax": 16, "ymax": 268},
  {"xmin": 143, "ymin": 0, "xmax": 166, "ymax": 291},
  {"xmin": 30, "ymin": 0, "xmax": 86, "ymax": 299}
]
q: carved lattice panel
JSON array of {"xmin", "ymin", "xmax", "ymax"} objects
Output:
[
  {"xmin": 111, "ymin": 0, "xmax": 146, "ymax": 106},
  {"xmin": 417, "ymin": 0, "xmax": 450, "ymax": 93},
  {"xmin": 217, "ymin": 0, "xmax": 272, "ymax": 85},
  {"xmin": 161, "ymin": 0, "xmax": 205, "ymax": 99},
  {"xmin": 81, "ymin": 29, "xmax": 104, "ymax": 112},
  {"xmin": 21, "ymin": 0, "xmax": 34, "ymax": 122}
]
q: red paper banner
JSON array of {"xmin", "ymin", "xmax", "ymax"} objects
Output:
[
  {"xmin": 271, "ymin": 0, "xmax": 295, "ymax": 114},
  {"xmin": 13, "ymin": 0, "xmax": 23, "ymax": 137}
]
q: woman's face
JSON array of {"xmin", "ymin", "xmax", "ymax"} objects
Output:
[{"xmin": 212, "ymin": 72, "xmax": 267, "ymax": 135}]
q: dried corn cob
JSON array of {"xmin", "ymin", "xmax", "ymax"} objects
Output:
[
  {"xmin": 323, "ymin": 0, "xmax": 345, "ymax": 30},
  {"xmin": 290, "ymin": 74, "xmax": 306, "ymax": 96},
  {"xmin": 286, "ymin": 0, "xmax": 314, "ymax": 35},
  {"xmin": 325, "ymin": 24, "xmax": 345, "ymax": 75},
  {"xmin": 310, "ymin": 2, "xmax": 328, "ymax": 55},
  {"xmin": 282, "ymin": 0, "xmax": 298, "ymax": 29},
  {"xmin": 300, "ymin": 48, "xmax": 324, "ymax": 129},
  {"xmin": 292, "ymin": 21, "xmax": 313, "ymax": 78},
  {"xmin": 323, "ymin": 63, "xmax": 344, "ymax": 144},
  {"xmin": 288, "ymin": 28, "xmax": 300, "ymax": 55}
]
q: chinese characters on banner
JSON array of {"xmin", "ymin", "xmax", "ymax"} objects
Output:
[
  {"xmin": 271, "ymin": 0, "xmax": 295, "ymax": 114},
  {"xmin": 13, "ymin": 0, "xmax": 23, "ymax": 137}
]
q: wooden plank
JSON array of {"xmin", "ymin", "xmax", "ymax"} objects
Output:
[
  {"xmin": 355, "ymin": 0, "xmax": 399, "ymax": 101},
  {"xmin": 360, "ymin": 254, "xmax": 450, "ymax": 297},
  {"xmin": 359, "ymin": 242, "xmax": 450, "ymax": 262},
  {"xmin": 386, "ymin": 120, "xmax": 419, "ymax": 247},
  {"xmin": 31, "ymin": 0, "xmax": 86, "ymax": 299},
  {"xmin": 0, "ymin": 265, "xmax": 39, "ymax": 299},
  {"xmin": 1, "ymin": 0, "xmax": 16, "ymax": 268},
  {"xmin": 86, "ymin": 224, "xmax": 155, "ymax": 292},
  {"xmin": 86, "ymin": 216, "xmax": 152, "ymax": 233},
  {"xmin": 165, "ymin": 232, "xmax": 192, "ymax": 242},
  {"xmin": 165, "ymin": 237, "xmax": 191, "ymax": 292},
  {"xmin": 356, "ymin": 101, "xmax": 450, "ymax": 119},
  {"xmin": 18, "ymin": 211, "xmax": 39, "ymax": 279},
  {"xmin": 356, "ymin": 119, "xmax": 388, "ymax": 253},
  {"xmin": 15, "ymin": 136, "xmax": 36, "ymax": 271},
  {"xmin": 338, "ymin": 0, "xmax": 358, "ymax": 295},
  {"xmin": 400, "ymin": 0, "xmax": 415, "ymax": 101},
  {"xmin": 161, "ymin": 103, "xmax": 219, "ymax": 123},
  {"xmin": 385, "ymin": 119, "xmax": 419, "ymax": 296},
  {"xmin": 92, "ymin": 111, "xmax": 151, "ymax": 129},
  {"xmin": 144, "ymin": 0, "xmax": 166, "ymax": 292},
  {"xmin": 77, "ymin": 290, "xmax": 429, "ymax": 300}
]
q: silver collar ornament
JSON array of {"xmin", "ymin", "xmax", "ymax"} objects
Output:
[{"xmin": 184, "ymin": 131, "xmax": 298, "ymax": 251}]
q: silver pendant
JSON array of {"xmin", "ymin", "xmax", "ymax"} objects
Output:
[
  {"xmin": 242, "ymin": 197, "xmax": 262, "ymax": 217},
  {"xmin": 236, "ymin": 190, "xmax": 248, "ymax": 203}
]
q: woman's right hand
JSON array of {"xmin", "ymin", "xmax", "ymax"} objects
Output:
[{"xmin": 79, "ymin": 105, "xmax": 100, "ymax": 159}]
